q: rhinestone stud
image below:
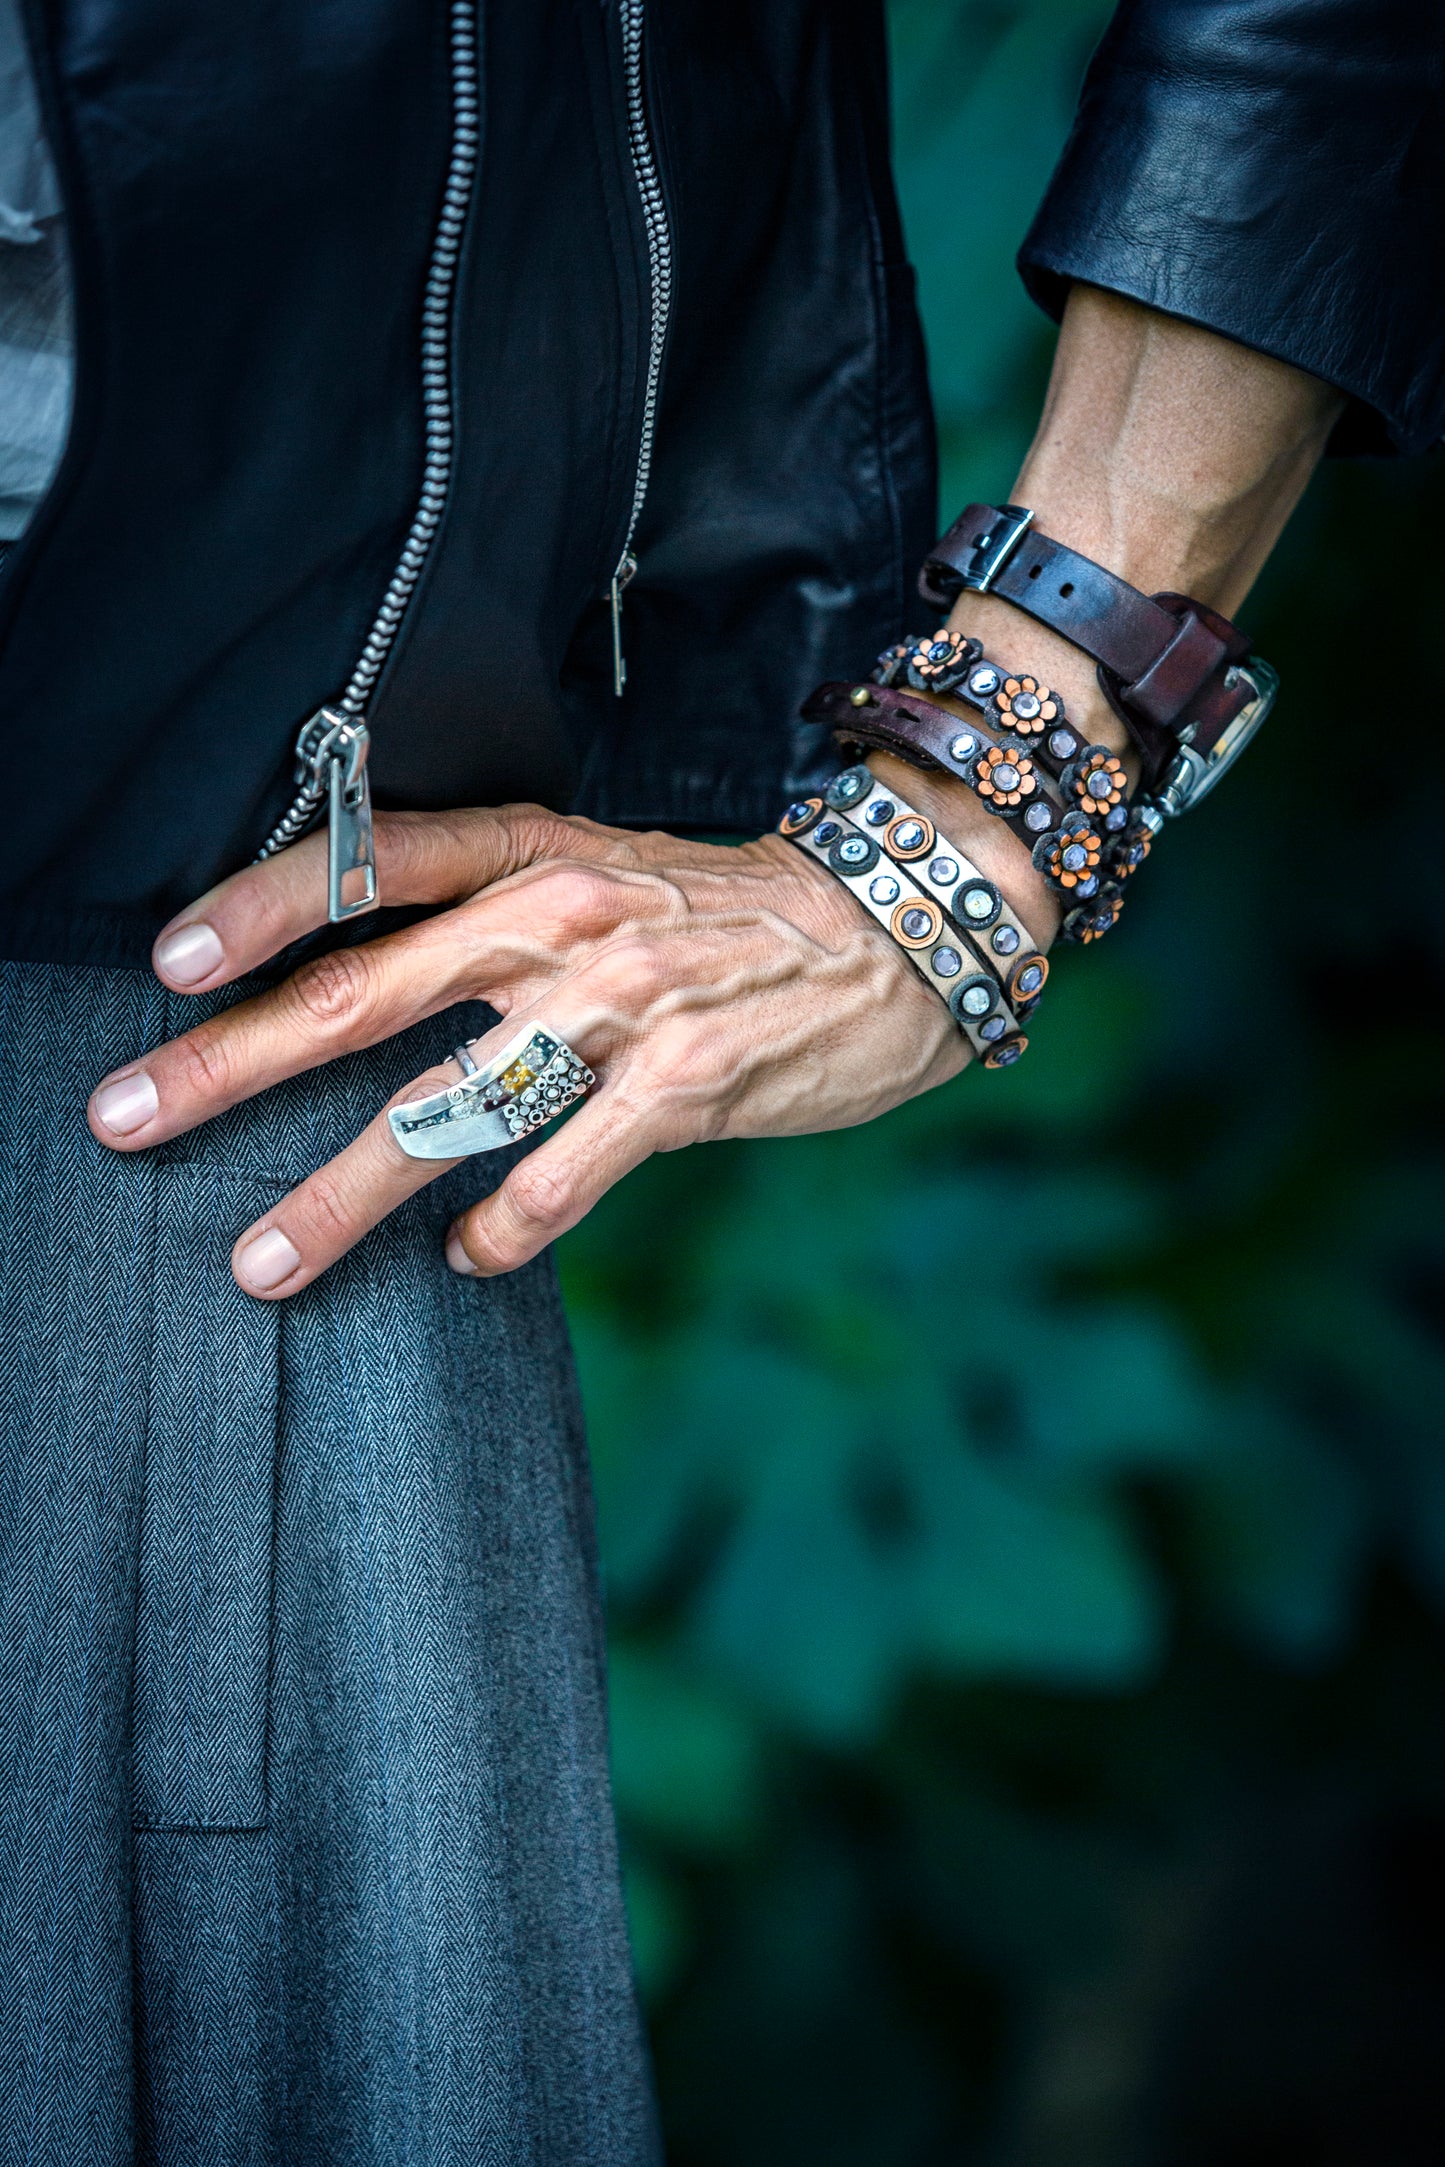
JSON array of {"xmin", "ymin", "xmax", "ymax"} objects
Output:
[{"xmin": 825, "ymin": 765, "xmax": 871, "ymax": 809}]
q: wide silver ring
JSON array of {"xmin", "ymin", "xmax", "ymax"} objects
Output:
[{"xmin": 387, "ymin": 1021, "xmax": 595, "ymax": 1161}]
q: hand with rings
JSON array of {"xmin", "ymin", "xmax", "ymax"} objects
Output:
[{"xmin": 86, "ymin": 783, "xmax": 1054, "ymax": 1298}]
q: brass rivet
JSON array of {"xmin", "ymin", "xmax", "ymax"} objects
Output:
[{"xmin": 849, "ymin": 685, "xmax": 872, "ymax": 708}]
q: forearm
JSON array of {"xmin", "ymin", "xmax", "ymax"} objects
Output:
[{"xmin": 876, "ymin": 284, "xmax": 1345, "ymax": 935}]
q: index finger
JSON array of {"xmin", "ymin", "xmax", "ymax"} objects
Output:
[{"xmin": 149, "ymin": 803, "xmax": 576, "ymax": 994}]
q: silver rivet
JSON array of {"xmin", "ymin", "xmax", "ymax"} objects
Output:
[
  {"xmin": 948, "ymin": 734, "xmax": 978, "ymax": 764},
  {"xmin": 869, "ymin": 875, "xmax": 900, "ymax": 904},
  {"xmin": 968, "ymin": 666, "xmax": 1000, "ymax": 697}
]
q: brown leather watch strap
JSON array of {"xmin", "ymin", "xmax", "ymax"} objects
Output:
[{"xmin": 917, "ymin": 502, "xmax": 1254, "ymax": 786}]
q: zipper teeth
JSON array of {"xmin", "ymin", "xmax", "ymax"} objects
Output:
[
  {"xmin": 256, "ymin": 0, "xmax": 480, "ymax": 859},
  {"xmin": 615, "ymin": 0, "xmax": 673, "ymax": 572}
]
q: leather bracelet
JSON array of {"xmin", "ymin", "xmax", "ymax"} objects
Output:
[
  {"xmin": 802, "ymin": 678, "xmax": 1143, "ymax": 927},
  {"xmin": 804, "ymin": 678, "xmax": 1066, "ymax": 856},
  {"xmin": 821, "ymin": 763, "xmax": 1048, "ymax": 1005},
  {"xmin": 872, "ymin": 633, "xmax": 1118, "ymax": 793},
  {"xmin": 808, "ymin": 670, "xmax": 1133, "ymax": 839},
  {"xmin": 781, "ymin": 768, "xmax": 1049, "ymax": 1047},
  {"xmin": 916, "ymin": 502, "xmax": 1277, "ymax": 810},
  {"xmin": 784, "ymin": 798, "xmax": 1032, "ymax": 1065}
]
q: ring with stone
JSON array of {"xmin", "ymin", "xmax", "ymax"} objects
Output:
[{"xmin": 388, "ymin": 1021, "xmax": 596, "ymax": 1160}]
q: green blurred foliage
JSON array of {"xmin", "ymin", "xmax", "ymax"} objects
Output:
[{"xmin": 559, "ymin": 3, "xmax": 1445, "ymax": 2159}]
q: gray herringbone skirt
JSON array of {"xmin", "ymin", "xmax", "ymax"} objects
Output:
[{"xmin": 0, "ymin": 961, "xmax": 659, "ymax": 2166}]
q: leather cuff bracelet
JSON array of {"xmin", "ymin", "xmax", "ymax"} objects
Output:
[
  {"xmin": 785, "ymin": 801, "xmax": 1032, "ymax": 1065},
  {"xmin": 916, "ymin": 502, "xmax": 1278, "ymax": 814},
  {"xmin": 805, "ymin": 677, "xmax": 1067, "ymax": 857},
  {"xmin": 806, "ymin": 670, "xmax": 1135, "ymax": 865},
  {"xmin": 779, "ymin": 768, "xmax": 1047, "ymax": 1063}
]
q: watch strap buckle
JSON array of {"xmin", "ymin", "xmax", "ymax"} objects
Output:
[
  {"xmin": 959, "ymin": 503, "xmax": 1034, "ymax": 593},
  {"xmin": 919, "ymin": 501, "xmax": 1035, "ymax": 608}
]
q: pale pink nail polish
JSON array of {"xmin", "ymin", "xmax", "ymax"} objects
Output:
[
  {"xmin": 446, "ymin": 1229, "xmax": 479, "ymax": 1276},
  {"xmin": 92, "ymin": 1070, "xmax": 159, "ymax": 1136},
  {"xmin": 235, "ymin": 1226, "xmax": 302, "ymax": 1291},
  {"xmin": 154, "ymin": 921, "xmax": 224, "ymax": 986}
]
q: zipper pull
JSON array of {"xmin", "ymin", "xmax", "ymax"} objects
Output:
[
  {"xmin": 327, "ymin": 715, "xmax": 379, "ymax": 919},
  {"xmin": 294, "ymin": 706, "xmax": 380, "ymax": 921},
  {"xmin": 609, "ymin": 548, "xmax": 637, "ymax": 696}
]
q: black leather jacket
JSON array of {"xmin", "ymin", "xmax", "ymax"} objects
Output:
[
  {"xmin": 2, "ymin": 0, "xmax": 1441, "ymax": 967},
  {"xmin": 1020, "ymin": 0, "xmax": 1445, "ymax": 459}
]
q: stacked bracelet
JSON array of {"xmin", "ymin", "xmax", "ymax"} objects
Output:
[
  {"xmin": 804, "ymin": 643, "xmax": 1152, "ymax": 946},
  {"xmin": 783, "ymin": 500, "xmax": 1277, "ymax": 1063},
  {"xmin": 779, "ymin": 765, "xmax": 1046, "ymax": 1067}
]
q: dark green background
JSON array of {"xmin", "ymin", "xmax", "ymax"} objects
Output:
[{"xmin": 558, "ymin": 4, "xmax": 1445, "ymax": 2158}]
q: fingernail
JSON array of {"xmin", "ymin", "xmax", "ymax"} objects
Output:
[
  {"xmin": 235, "ymin": 1226, "xmax": 302, "ymax": 1292},
  {"xmin": 154, "ymin": 921, "xmax": 224, "ymax": 986},
  {"xmin": 446, "ymin": 1228, "xmax": 479, "ymax": 1276},
  {"xmin": 92, "ymin": 1069, "xmax": 159, "ymax": 1136}
]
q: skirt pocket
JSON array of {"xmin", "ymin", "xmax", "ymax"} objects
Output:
[{"xmin": 132, "ymin": 1166, "xmax": 284, "ymax": 1831}]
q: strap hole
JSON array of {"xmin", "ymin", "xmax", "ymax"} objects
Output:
[
  {"xmin": 1059, "ymin": 581, "xmax": 1074, "ymax": 597},
  {"xmin": 1028, "ymin": 563, "xmax": 1042, "ymax": 579}
]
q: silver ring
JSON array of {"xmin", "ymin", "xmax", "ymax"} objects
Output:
[{"xmin": 387, "ymin": 1021, "xmax": 595, "ymax": 1160}]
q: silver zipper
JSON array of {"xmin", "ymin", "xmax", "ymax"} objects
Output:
[
  {"xmin": 255, "ymin": 0, "xmax": 481, "ymax": 920},
  {"xmin": 609, "ymin": 0, "xmax": 674, "ymax": 696}
]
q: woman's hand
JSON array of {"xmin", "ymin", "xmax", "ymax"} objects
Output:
[{"xmin": 87, "ymin": 798, "xmax": 999, "ymax": 1297}]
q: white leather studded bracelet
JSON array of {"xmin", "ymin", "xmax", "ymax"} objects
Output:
[{"xmin": 779, "ymin": 769, "xmax": 1047, "ymax": 1067}]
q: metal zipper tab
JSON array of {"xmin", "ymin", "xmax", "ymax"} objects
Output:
[
  {"xmin": 609, "ymin": 549, "xmax": 637, "ymax": 694},
  {"xmin": 325, "ymin": 713, "xmax": 378, "ymax": 919},
  {"xmin": 269, "ymin": 708, "xmax": 379, "ymax": 920},
  {"xmin": 254, "ymin": 0, "xmax": 481, "ymax": 918},
  {"xmin": 609, "ymin": 0, "xmax": 674, "ymax": 697}
]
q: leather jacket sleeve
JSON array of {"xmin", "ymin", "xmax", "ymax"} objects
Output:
[{"xmin": 1018, "ymin": 0, "xmax": 1445, "ymax": 454}]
